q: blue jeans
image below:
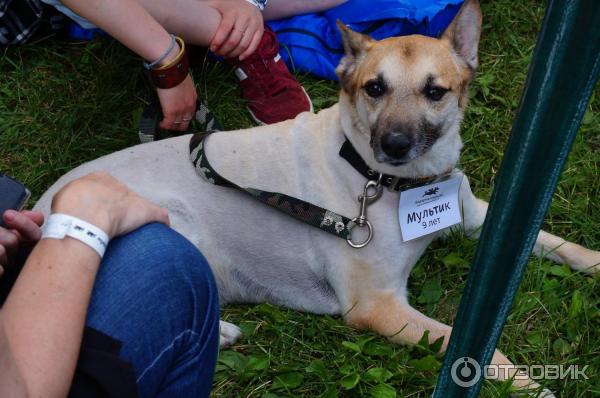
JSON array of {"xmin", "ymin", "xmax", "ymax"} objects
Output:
[{"xmin": 85, "ymin": 223, "xmax": 220, "ymax": 398}]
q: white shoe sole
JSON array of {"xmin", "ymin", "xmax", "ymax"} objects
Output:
[{"xmin": 247, "ymin": 87, "xmax": 314, "ymax": 126}]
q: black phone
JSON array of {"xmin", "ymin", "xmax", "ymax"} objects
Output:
[{"xmin": 0, "ymin": 172, "xmax": 31, "ymax": 228}]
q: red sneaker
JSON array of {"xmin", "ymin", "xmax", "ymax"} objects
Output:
[{"xmin": 230, "ymin": 26, "xmax": 313, "ymax": 125}]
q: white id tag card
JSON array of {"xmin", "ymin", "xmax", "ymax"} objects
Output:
[{"xmin": 398, "ymin": 174, "xmax": 463, "ymax": 242}]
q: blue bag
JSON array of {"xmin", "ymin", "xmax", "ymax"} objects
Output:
[{"xmin": 268, "ymin": 0, "xmax": 463, "ymax": 80}]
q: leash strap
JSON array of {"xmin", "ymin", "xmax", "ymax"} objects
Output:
[
  {"xmin": 139, "ymin": 100, "xmax": 222, "ymax": 143},
  {"xmin": 189, "ymin": 132, "xmax": 354, "ymax": 240},
  {"xmin": 339, "ymin": 139, "xmax": 442, "ymax": 191}
]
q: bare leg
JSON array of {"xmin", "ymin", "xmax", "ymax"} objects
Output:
[
  {"xmin": 138, "ymin": 0, "xmax": 348, "ymax": 45},
  {"xmin": 138, "ymin": 0, "xmax": 221, "ymax": 46},
  {"xmin": 263, "ymin": 0, "xmax": 348, "ymax": 21}
]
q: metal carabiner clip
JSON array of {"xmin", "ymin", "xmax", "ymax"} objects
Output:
[{"xmin": 346, "ymin": 176, "xmax": 383, "ymax": 248}]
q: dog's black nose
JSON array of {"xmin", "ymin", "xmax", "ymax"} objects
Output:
[{"xmin": 381, "ymin": 133, "xmax": 412, "ymax": 159}]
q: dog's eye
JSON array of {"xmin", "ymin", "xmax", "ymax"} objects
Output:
[
  {"xmin": 424, "ymin": 86, "xmax": 448, "ymax": 101},
  {"xmin": 364, "ymin": 80, "xmax": 387, "ymax": 98}
]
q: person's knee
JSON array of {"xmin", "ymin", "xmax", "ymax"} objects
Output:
[
  {"xmin": 88, "ymin": 223, "xmax": 219, "ymax": 330},
  {"xmin": 107, "ymin": 223, "xmax": 215, "ymax": 288}
]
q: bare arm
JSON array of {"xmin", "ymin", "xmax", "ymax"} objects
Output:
[
  {"xmin": 0, "ymin": 238, "xmax": 101, "ymax": 397},
  {"xmin": 0, "ymin": 173, "xmax": 169, "ymax": 397},
  {"xmin": 59, "ymin": 0, "xmax": 197, "ymax": 131}
]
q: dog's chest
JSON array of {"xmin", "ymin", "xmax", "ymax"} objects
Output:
[
  {"xmin": 198, "ymin": 119, "xmax": 432, "ymax": 257},
  {"xmin": 203, "ymin": 107, "xmax": 360, "ymax": 220}
]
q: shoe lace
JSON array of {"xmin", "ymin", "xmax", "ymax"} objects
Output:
[{"xmin": 241, "ymin": 29, "xmax": 293, "ymax": 97}]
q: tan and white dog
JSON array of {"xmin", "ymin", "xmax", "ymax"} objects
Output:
[{"xmin": 35, "ymin": 0, "xmax": 598, "ymax": 395}]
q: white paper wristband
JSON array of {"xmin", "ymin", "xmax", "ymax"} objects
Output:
[{"xmin": 42, "ymin": 213, "xmax": 109, "ymax": 258}]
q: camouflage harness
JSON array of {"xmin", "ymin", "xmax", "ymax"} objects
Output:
[{"xmin": 189, "ymin": 132, "xmax": 447, "ymax": 248}]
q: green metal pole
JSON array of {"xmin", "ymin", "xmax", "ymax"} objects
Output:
[{"xmin": 433, "ymin": 0, "xmax": 600, "ymax": 397}]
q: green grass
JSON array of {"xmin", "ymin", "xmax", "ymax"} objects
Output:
[{"xmin": 1, "ymin": 0, "xmax": 599, "ymax": 397}]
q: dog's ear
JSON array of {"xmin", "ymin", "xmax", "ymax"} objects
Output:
[
  {"xmin": 441, "ymin": 0, "xmax": 482, "ymax": 72},
  {"xmin": 336, "ymin": 20, "xmax": 374, "ymax": 92},
  {"xmin": 337, "ymin": 20, "xmax": 373, "ymax": 59}
]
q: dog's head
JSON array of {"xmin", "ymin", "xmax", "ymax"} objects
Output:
[{"xmin": 336, "ymin": 0, "xmax": 481, "ymax": 175}]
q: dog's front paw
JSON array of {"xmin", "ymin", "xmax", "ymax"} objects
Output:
[
  {"xmin": 510, "ymin": 387, "xmax": 556, "ymax": 398},
  {"xmin": 576, "ymin": 246, "xmax": 600, "ymax": 275},
  {"xmin": 219, "ymin": 320, "xmax": 242, "ymax": 348},
  {"xmin": 533, "ymin": 388, "xmax": 556, "ymax": 398},
  {"xmin": 564, "ymin": 243, "xmax": 600, "ymax": 275},
  {"xmin": 539, "ymin": 389, "xmax": 557, "ymax": 398}
]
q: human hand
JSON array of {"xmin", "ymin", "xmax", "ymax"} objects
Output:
[
  {"xmin": 208, "ymin": 0, "xmax": 264, "ymax": 60},
  {"xmin": 51, "ymin": 172, "xmax": 169, "ymax": 239},
  {"xmin": 0, "ymin": 210, "xmax": 44, "ymax": 277},
  {"xmin": 157, "ymin": 74, "xmax": 197, "ymax": 132}
]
